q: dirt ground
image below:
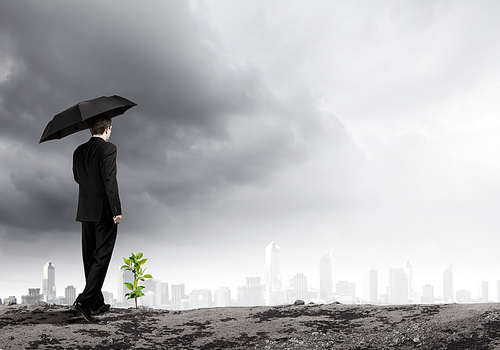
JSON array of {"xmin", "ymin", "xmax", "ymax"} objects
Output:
[{"xmin": 1, "ymin": 302, "xmax": 500, "ymax": 349}]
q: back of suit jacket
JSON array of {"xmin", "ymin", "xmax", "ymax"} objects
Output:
[{"xmin": 73, "ymin": 137, "xmax": 122, "ymax": 222}]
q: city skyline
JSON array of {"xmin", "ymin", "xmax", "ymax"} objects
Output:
[{"xmin": 3, "ymin": 243, "xmax": 500, "ymax": 308}]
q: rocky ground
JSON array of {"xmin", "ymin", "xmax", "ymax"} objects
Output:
[{"xmin": 1, "ymin": 302, "xmax": 500, "ymax": 349}]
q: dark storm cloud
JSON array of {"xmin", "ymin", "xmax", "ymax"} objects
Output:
[{"xmin": 0, "ymin": 1, "xmax": 341, "ymax": 239}]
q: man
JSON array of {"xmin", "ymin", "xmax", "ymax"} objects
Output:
[{"xmin": 72, "ymin": 115, "xmax": 122, "ymax": 323}]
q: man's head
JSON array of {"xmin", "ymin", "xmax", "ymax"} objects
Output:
[{"xmin": 89, "ymin": 115, "xmax": 112, "ymax": 140}]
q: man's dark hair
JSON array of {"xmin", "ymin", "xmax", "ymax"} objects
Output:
[{"xmin": 89, "ymin": 115, "xmax": 112, "ymax": 135}]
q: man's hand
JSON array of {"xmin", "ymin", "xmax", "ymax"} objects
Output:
[{"xmin": 113, "ymin": 215, "xmax": 122, "ymax": 224}]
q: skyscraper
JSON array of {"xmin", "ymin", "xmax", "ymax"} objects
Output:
[
  {"xmin": 319, "ymin": 248, "xmax": 333, "ymax": 302},
  {"xmin": 388, "ymin": 268, "xmax": 408, "ymax": 304},
  {"xmin": 443, "ymin": 265, "xmax": 454, "ymax": 303},
  {"xmin": 42, "ymin": 262, "xmax": 56, "ymax": 302},
  {"xmin": 422, "ymin": 284, "xmax": 434, "ymax": 304},
  {"xmin": 265, "ymin": 242, "xmax": 283, "ymax": 306},
  {"xmin": 65, "ymin": 285, "xmax": 76, "ymax": 305},
  {"xmin": 214, "ymin": 287, "xmax": 231, "ymax": 307},
  {"xmin": 171, "ymin": 283, "xmax": 186, "ymax": 310},
  {"xmin": 363, "ymin": 268, "xmax": 378, "ymax": 304},
  {"xmin": 117, "ymin": 267, "xmax": 134, "ymax": 305},
  {"xmin": 292, "ymin": 273, "xmax": 308, "ymax": 302},
  {"xmin": 402, "ymin": 261, "xmax": 414, "ymax": 302},
  {"xmin": 156, "ymin": 282, "xmax": 169, "ymax": 306},
  {"xmin": 477, "ymin": 280, "xmax": 489, "ymax": 302}
]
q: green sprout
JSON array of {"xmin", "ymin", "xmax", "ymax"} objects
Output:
[{"xmin": 120, "ymin": 252, "xmax": 153, "ymax": 308}]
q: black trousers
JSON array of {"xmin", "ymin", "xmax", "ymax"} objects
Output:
[{"xmin": 75, "ymin": 221, "xmax": 117, "ymax": 310}]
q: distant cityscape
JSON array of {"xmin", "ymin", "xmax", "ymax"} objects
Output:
[{"xmin": 0, "ymin": 242, "xmax": 497, "ymax": 308}]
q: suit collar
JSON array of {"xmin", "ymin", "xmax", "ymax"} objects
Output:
[{"xmin": 88, "ymin": 136, "xmax": 106, "ymax": 143}]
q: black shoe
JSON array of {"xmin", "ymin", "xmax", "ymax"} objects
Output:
[
  {"xmin": 92, "ymin": 303, "xmax": 110, "ymax": 315},
  {"xmin": 73, "ymin": 301, "xmax": 99, "ymax": 323}
]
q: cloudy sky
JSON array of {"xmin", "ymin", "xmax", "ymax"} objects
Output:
[{"xmin": 2, "ymin": 0, "xmax": 500, "ymax": 302}]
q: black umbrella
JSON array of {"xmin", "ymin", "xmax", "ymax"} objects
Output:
[{"xmin": 39, "ymin": 95, "xmax": 137, "ymax": 143}]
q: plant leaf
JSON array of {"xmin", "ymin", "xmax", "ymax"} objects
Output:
[
  {"xmin": 144, "ymin": 274, "xmax": 153, "ymax": 279},
  {"xmin": 124, "ymin": 282, "xmax": 134, "ymax": 291},
  {"xmin": 123, "ymin": 258, "xmax": 132, "ymax": 265},
  {"xmin": 137, "ymin": 291, "xmax": 145, "ymax": 297},
  {"xmin": 137, "ymin": 286, "xmax": 145, "ymax": 291},
  {"xmin": 139, "ymin": 258, "xmax": 148, "ymax": 265},
  {"xmin": 120, "ymin": 265, "xmax": 129, "ymax": 270},
  {"xmin": 136, "ymin": 252, "xmax": 143, "ymax": 260}
]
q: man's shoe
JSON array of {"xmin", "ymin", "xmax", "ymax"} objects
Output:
[
  {"xmin": 73, "ymin": 301, "xmax": 99, "ymax": 323},
  {"xmin": 92, "ymin": 303, "xmax": 111, "ymax": 315}
]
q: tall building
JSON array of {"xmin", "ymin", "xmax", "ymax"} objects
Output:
[
  {"xmin": 42, "ymin": 262, "xmax": 56, "ymax": 302},
  {"xmin": 319, "ymin": 248, "xmax": 333, "ymax": 302},
  {"xmin": 117, "ymin": 267, "xmax": 134, "ymax": 305},
  {"xmin": 214, "ymin": 287, "xmax": 231, "ymax": 307},
  {"xmin": 265, "ymin": 242, "xmax": 283, "ymax": 306},
  {"xmin": 443, "ymin": 265, "xmax": 454, "ymax": 303},
  {"xmin": 292, "ymin": 273, "xmax": 308, "ymax": 302},
  {"xmin": 402, "ymin": 261, "xmax": 414, "ymax": 302},
  {"xmin": 422, "ymin": 284, "xmax": 434, "ymax": 304},
  {"xmin": 171, "ymin": 283, "xmax": 186, "ymax": 310},
  {"xmin": 388, "ymin": 268, "xmax": 408, "ymax": 304},
  {"xmin": 65, "ymin": 285, "xmax": 76, "ymax": 305},
  {"xmin": 156, "ymin": 282, "xmax": 169, "ymax": 306},
  {"xmin": 477, "ymin": 280, "xmax": 489, "ymax": 302},
  {"xmin": 237, "ymin": 277, "xmax": 264, "ymax": 306},
  {"xmin": 141, "ymin": 278, "xmax": 158, "ymax": 305},
  {"xmin": 363, "ymin": 268, "xmax": 378, "ymax": 304}
]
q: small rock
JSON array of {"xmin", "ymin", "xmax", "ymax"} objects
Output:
[{"xmin": 294, "ymin": 300, "xmax": 305, "ymax": 306}]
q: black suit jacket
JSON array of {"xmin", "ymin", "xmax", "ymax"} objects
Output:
[{"xmin": 73, "ymin": 137, "xmax": 122, "ymax": 222}]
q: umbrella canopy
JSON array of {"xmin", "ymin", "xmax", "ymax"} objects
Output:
[{"xmin": 39, "ymin": 95, "xmax": 137, "ymax": 143}]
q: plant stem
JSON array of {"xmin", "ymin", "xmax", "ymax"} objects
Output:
[{"xmin": 135, "ymin": 276, "xmax": 138, "ymax": 308}]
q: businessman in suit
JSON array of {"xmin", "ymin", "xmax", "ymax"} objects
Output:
[{"xmin": 72, "ymin": 115, "xmax": 122, "ymax": 323}]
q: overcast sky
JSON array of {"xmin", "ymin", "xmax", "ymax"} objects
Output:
[{"xmin": 2, "ymin": 0, "xmax": 500, "ymax": 302}]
